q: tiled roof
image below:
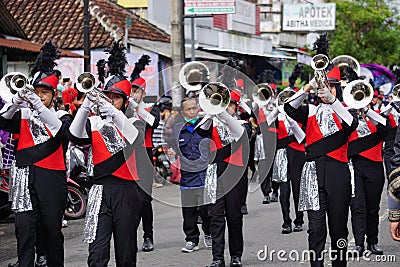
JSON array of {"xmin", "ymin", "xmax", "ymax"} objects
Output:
[
  {"xmin": 4, "ymin": 0, "xmax": 170, "ymax": 50},
  {"xmin": 0, "ymin": 1, "xmax": 27, "ymax": 38}
]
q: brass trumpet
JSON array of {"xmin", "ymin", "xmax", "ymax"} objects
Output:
[
  {"xmin": 277, "ymin": 88, "xmax": 296, "ymax": 106},
  {"xmin": 252, "ymin": 83, "xmax": 275, "ymax": 106},
  {"xmin": 198, "ymin": 82, "xmax": 230, "ymax": 115},
  {"xmin": 0, "ymin": 72, "xmax": 32, "ymax": 103},
  {"xmin": 310, "ymin": 54, "xmax": 330, "ymax": 92},
  {"xmin": 76, "ymin": 72, "xmax": 113, "ymax": 113}
]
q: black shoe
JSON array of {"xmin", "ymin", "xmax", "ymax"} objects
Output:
[
  {"xmin": 270, "ymin": 192, "xmax": 279, "ymax": 202},
  {"xmin": 35, "ymin": 255, "xmax": 47, "ymax": 267},
  {"xmin": 348, "ymin": 246, "xmax": 364, "ymax": 258},
  {"xmin": 293, "ymin": 225, "xmax": 303, "ymax": 232},
  {"xmin": 241, "ymin": 204, "xmax": 248, "ymax": 215},
  {"xmin": 207, "ymin": 260, "xmax": 225, "ymax": 267},
  {"xmin": 282, "ymin": 226, "xmax": 292, "ymax": 234},
  {"xmin": 367, "ymin": 244, "xmax": 383, "ymax": 255},
  {"xmin": 8, "ymin": 262, "xmax": 18, "ymax": 267},
  {"xmin": 262, "ymin": 196, "xmax": 270, "ymax": 204},
  {"xmin": 230, "ymin": 256, "xmax": 242, "ymax": 266},
  {"xmin": 142, "ymin": 237, "xmax": 154, "ymax": 252}
]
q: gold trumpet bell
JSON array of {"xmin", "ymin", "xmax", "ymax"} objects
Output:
[
  {"xmin": 199, "ymin": 82, "xmax": 231, "ymax": 115},
  {"xmin": 76, "ymin": 72, "xmax": 96, "ymax": 93},
  {"xmin": 343, "ymin": 80, "xmax": 373, "ymax": 109}
]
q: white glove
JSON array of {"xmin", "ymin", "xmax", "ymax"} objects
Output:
[
  {"xmin": 25, "ymin": 90, "xmax": 46, "ymax": 113},
  {"xmin": 80, "ymin": 96, "xmax": 95, "ymax": 112},
  {"xmin": 363, "ymin": 107, "xmax": 386, "ymax": 126},
  {"xmin": 137, "ymin": 101, "xmax": 155, "ymax": 126},
  {"xmin": 12, "ymin": 93, "xmax": 24, "ymax": 106},
  {"xmin": 98, "ymin": 100, "xmax": 118, "ymax": 118},
  {"xmin": 216, "ymin": 111, "xmax": 244, "ymax": 141},
  {"xmin": 128, "ymin": 97, "xmax": 139, "ymax": 109},
  {"xmin": 317, "ymin": 87, "xmax": 336, "ymax": 104},
  {"xmin": 309, "ymin": 77, "xmax": 318, "ymax": 89}
]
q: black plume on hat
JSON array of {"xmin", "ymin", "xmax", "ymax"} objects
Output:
[
  {"xmin": 312, "ymin": 32, "xmax": 330, "ymax": 59},
  {"xmin": 219, "ymin": 57, "xmax": 240, "ymax": 89},
  {"xmin": 30, "ymin": 39, "xmax": 60, "ymax": 77},
  {"xmin": 289, "ymin": 64, "xmax": 303, "ymax": 87},
  {"xmin": 105, "ymin": 40, "xmax": 127, "ymax": 77},
  {"xmin": 343, "ymin": 66, "xmax": 359, "ymax": 83},
  {"xmin": 130, "ymin": 55, "xmax": 151, "ymax": 82},
  {"xmin": 258, "ymin": 69, "xmax": 276, "ymax": 84},
  {"xmin": 96, "ymin": 59, "xmax": 107, "ymax": 85}
]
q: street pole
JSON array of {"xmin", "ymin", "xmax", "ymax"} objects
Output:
[
  {"xmin": 171, "ymin": 0, "xmax": 185, "ymax": 107},
  {"xmin": 191, "ymin": 17, "xmax": 195, "ymax": 61},
  {"xmin": 83, "ymin": 0, "xmax": 91, "ymax": 72}
]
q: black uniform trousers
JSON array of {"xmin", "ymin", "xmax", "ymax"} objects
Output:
[
  {"xmin": 88, "ymin": 182, "xmax": 143, "ymax": 267},
  {"xmin": 208, "ymin": 176, "xmax": 245, "ymax": 261},
  {"xmin": 307, "ymin": 157, "xmax": 351, "ymax": 267},
  {"xmin": 350, "ymin": 156, "xmax": 385, "ymax": 246},
  {"xmin": 15, "ymin": 166, "xmax": 67, "ymax": 267},
  {"xmin": 383, "ymin": 138, "xmax": 394, "ymax": 178},
  {"xmin": 181, "ymin": 188, "xmax": 210, "ymax": 244},
  {"xmin": 260, "ymin": 165, "xmax": 279, "ymax": 197},
  {"xmin": 137, "ymin": 147, "xmax": 154, "ymax": 240},
  {"xmin": 279, "ymin": 147, "xmax": 305, "ymax": 228}
]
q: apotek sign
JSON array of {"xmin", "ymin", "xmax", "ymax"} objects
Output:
[
  {"xmin": 184, "ymin": 0, "xmax": 236, "ymax": 16},
  {"xmin": 282, "ymin": 3, "xmax": 336, "ymax": 32}
]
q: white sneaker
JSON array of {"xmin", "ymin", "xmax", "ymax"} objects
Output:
[{"xmin": 181, "ymin": 241, "xmax": 199, "ymax": 253}]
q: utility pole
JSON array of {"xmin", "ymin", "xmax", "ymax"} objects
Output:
[
  {"xmin": 170, "ymin": 0, "xmax": 185, "ymax": 107},
  {"xmin": 83, "ymin": 0, "xmax": 91, "ymax": 72}
]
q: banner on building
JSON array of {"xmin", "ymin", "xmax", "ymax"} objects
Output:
[{"xmin": 282, "ymin": 3, "xmax": 336, "ymax": 32}]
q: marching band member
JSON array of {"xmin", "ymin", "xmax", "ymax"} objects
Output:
[
  {"xmin": 0, "ymin": 40, "xmax": 72, "ymax": 266},
  {"xmin": 69, "ymin": 41, "xmax": 145, "ymax": 266},
  {"xmin": 283, "ymin": 32, "xmax": 358, "ymax": 267},
  {"xmin": 127, "ymin": 55, "xmax": 160, "ymax": 252},
  {"xmin": 205, "ymin": 87, "xmax": 252, "ymax": 267},
  {"xmin": 266, "ymin": 88, "xmax": 306, "ymax": 235}
]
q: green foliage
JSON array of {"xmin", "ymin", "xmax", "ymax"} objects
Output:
[{"xmin": 325, "ymin": 0, "xmax": 400, "ymax": 65}]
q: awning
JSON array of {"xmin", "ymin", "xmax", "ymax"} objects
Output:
[
  {"xmin": 129, "ymin": 39, "xmax": 227, "ymax": 61},
  {"xmin": 0, "ymin": 38, "xmax": 85, "ymax": 58},
  {"xmin": 275, "ymin": 47, "xmax": 310, "ymax": 55},
  {"xmin": 200, "ymin": 46, "xmax": 296, "ymax": 60}
]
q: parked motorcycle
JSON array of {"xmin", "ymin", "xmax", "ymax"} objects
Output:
[
  {"xmin": 64, "ymin": 144, "xmax": 92, "ymax": 220},
  {"xmin": 152, "ymin": 143, "xmax": 172, "ymax": 182}
]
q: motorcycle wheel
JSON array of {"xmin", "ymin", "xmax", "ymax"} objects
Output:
[{"xmin": 65, "ymin": 186, "xmax": 86, "ymax": 220}]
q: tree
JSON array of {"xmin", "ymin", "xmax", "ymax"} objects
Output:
[{"xmin": 326, "ymin": 0, "xmax": 400, "ymax": 66}]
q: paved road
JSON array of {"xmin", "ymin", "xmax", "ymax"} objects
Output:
[{"xmin": 0, "ymin": 178, "xmax": 399, "ymax": 266}]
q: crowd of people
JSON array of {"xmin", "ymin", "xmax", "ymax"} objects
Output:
[{"xmin": 0, "ymin": 33, "xmax": 400, "ymax": 267}]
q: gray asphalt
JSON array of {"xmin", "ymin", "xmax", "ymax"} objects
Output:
[{"xmin": 0, "ymin": 177, "xmax": 399, "ymax": 266}]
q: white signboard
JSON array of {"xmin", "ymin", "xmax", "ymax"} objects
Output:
[
  {"xmin": 184, "ymin": 0, "xmax": 236, "ymax": 15},
  {"xmin": 282, "ymin": 3, "xmax": 336, "ymax": 32},
  {"xmin": 227, "ymin": 0, "xmax": 256, "ymax": 34}
]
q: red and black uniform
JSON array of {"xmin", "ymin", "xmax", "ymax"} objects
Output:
[
  {"xmin": 69, "ymin": 114, "xmax": 146, "ymax": 266},
  {"xmin": 348, "ymin": 115, "xmax": 388, "ymax": 249},
  {"xmin": 0, "ymin": 108, "xmax": 72, "ymax": 267},
  {"xmin": 207, "ymin": 118, "xmax": 252, "ymax": 263},
  {"xmin": 383, "ymin": 112, "xmax": 398, "ymax": 177},
  {"xmin": 284, "ymin": 101, "xmax": 358, "ymax": 267},
  {"xmin": 137, "ymin": 105, "xmax": 160, "ymax": 244},
  {"xmin": 275, "ymin": 114, "xmax": 306, "ymax": 229},
  {"xmin": 254, "ymin": 105, "xmax": 279, "ymax": 199}
]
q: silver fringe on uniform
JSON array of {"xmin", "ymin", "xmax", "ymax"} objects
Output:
[
  {"xmin": 83, "ymin": 184, "xmax": 103, "ymax": 243},
  {"xmin": 349, "ymin": 159, "xmax": 355, "ymax": 198},
  {"xmin": 272, "ymin": 148, "xmax": 288, "ymax": 183},
  {"xmin": 9, "ymin": 162, "xmax": 32, "ymax": 212},
  {"xmin": 254, "ymin": 134, "xmax": 265, "ymax": 161},
  {"xmin": 204, "ymin": 163, "xmax": 218, "ymax": 204},
  {"xmin": 298, "ymin": 161, "xmax": 319, "ymax": 211}
]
